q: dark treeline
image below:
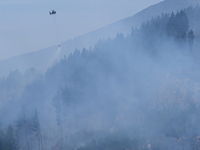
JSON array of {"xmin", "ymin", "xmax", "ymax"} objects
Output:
[{"xmin": 1, "ymin": 5, "xmax": 200, "ymax": 150}]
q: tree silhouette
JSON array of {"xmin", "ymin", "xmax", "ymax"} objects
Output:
[
  {"xmin": 4, "ymin": 125, "xmax": 18, "ymax": 150},
  {"xmin": 30, "ymin": 109, "xmax": 43, "ymax": 150},
  {"xmin": 52, "ymin": 91, "xmax": 64, "ymax": 145},
  {"xmin": 167, "ymin": 10, "xmax": 189, "ymax": 42},
  {"xmin": 188, "ymin": 29, "xmax": 195, "ymax": 52},
  {"xmin": 15, "ymin": 106, "xmax": 30, "ymax": 150}
]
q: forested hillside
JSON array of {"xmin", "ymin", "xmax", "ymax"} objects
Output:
[{"xmin": 1, "ymin": 5, "xmax": 200, "ymax": 150}]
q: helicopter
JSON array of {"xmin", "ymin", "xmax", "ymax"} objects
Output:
[
  {"xmin": 49, "ymin": 9, "xmax": 61, "ymax": 47},
  {"xmin": 49, "ymin": 10, "xmax": 56, "ymax": 15}
]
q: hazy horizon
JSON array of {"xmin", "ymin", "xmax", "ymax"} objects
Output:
[
  {"xmin": 0, "ymin": 0, "xmax": 163, "ymax": 60},
  {"xmin": 1, "ymin": 1, "xmax": 200, "ymax": 149}
]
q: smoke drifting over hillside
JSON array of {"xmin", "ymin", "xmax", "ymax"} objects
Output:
[{"xmin": 1, "ymin": 4, "xmax": 200, "ymax": 150}]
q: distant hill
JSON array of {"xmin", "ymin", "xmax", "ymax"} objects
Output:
[{"xmin": 0, "ymin": 0, "xmax": 200, "ymax": 78}]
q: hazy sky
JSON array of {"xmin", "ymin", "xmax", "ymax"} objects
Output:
[{"xmin": 0, "ymin": 0, "xmax": 163, "ymax": 60}]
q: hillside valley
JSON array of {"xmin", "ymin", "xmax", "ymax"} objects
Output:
[
  {"xmin": 1, "ymin": 1, "xmax": 200, "ymax": 150},
  {"xmin": 1, "ymin": 0, "xmax": 200, "ymax": 78}
]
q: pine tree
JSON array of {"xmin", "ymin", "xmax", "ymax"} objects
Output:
[
  {"xmin": 166, "ymin": 12, "xmax": 175, "ymax": 36},
  {"xmin": 188, "ymin": 29, "xmax": 195, "ymax": 52},
  {"xmin": 175, "ymin": 10, "xmax": 189, "ymax": 36},
  {"xmin": 4, "ymin": 125, "xmax": 18, "ymax": 150},
  {"xmin": 15, "ymin": 106, "xmax": 30, "ymax": 150},
  {"xmin": 30, "ymin": 109, "xmax": 43, "ymax": 150},
  {"xmin": 0, "ymin": 116, "xmax": 4, "ymax": 150},
  {"xmin": 52, "ymin": 91, "xmax": 64, "ymax": 148},
  {"xmin": 167, "ymin": 10, "xmax": 189, "ymax": 41}
]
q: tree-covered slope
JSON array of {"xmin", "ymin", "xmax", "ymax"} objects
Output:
[
  {"xmin": 1, "ymin": 6, "xmax": 200, "ymax": 150},
  {"xmin": 1, "ymin": 0, "xmax": 200, "ymax": 79}
]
